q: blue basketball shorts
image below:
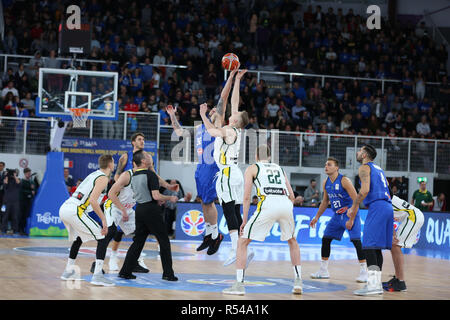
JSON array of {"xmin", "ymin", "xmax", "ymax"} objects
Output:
[
  {"xmin": 195, "ymin": 165, "xmax": 219, "ymax": 204},
  {"xmin": 362, "ymin": 200, "xmax": 394, "ymax": 250},
  {"xmin": 323, "ymin": 211, "xmax": 362, "ymax": 241}
]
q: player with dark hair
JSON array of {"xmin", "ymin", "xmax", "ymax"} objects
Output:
[
  {"xmin": 310, "ymin": 157, "xmax": 368, "ymax": 282},
  {"xmin": 348, "ymin": 144, "xmax": 393, "ymax": 296}
]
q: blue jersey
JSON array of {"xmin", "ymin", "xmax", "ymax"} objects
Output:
[
  {"xmin": 196, "ymin": 124, "xmax": 218, "ymax": 169},
  {"xmin": 123, "ymin": 151, "xmax": 134, "ymax": 171},
  {"xmin": 194, "ymin": 124, "xmax": 219, "ymax": 204},
  {"xmin": 325, "ymin": 174, "xmax": 353, "ymax": 214},
  {"xmin": 363, "ymin": 162, "xmax": 391, "ymax": 207}
]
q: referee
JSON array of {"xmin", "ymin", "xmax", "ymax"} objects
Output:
[{"xmin": 118, "ymin": 150, "xmax": 179, "ymax": 281}]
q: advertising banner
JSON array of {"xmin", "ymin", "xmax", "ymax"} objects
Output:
[
  {"xmin": 61, "ymin": 137, "xmax": 158, "ymax": 181},
  {"xmin": 175, "ymin": 203, "xmax": 450, "ymax": 252},
  {"xmin": 28, "ymin": 152, "xmax": 69, "ymax": 236},
  {"xmin": 414, "ymin": 211, "xmax": 450, "ymax": 251},
  {"xmin": 175, "ymin": 203, "xmax": 368, "ymax": 246}
]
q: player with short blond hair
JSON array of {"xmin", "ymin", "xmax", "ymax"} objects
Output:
[
  {"xmin": 223, "ymin": 145, "xmax": 302, "ymax": 295},
  {"xmin": 59, "ymin": 154, "xmax": 116, "ymax": 286},
  {"xmin": 199, "ymin": 67, "xmax": 251, "ymax": 266}
]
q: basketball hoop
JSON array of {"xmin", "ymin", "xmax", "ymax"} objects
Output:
[{"xmin": 69, "ymin": 108, "xmax": 90, "ymax": 128}]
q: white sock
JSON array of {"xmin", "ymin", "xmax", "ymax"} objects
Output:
[
  {"xmin": 204, "ymin": 223, "xmax": 212, "ymax": 236},
  {"xmin": 94, "ymin": 259, "xmax": 104, "ymax": 275},
  {"xmin": 210, "ymin": 224, "xmax": 218, "ymax": 240},
  {"xmin": 66, "ymin": 258, "xmax": 76, "ymax": 271},
  {"xmin": 360, "ymin": 262, "xmax": 367, "ymax": 271},
  {"xmin": 110, "ymin": 250, "xmax": 118, "ymax": 258},
  {"xmin": 321, "ymin": 259, "xmax": 329, "ymax": 270},
  {"xmin": 293, "ymin": 265, "xmax": 302, "ymax": 279},
  {"xmin": 230, "ymin": 231, "xmax": 238, "ymax": 251},
  {"xmin": 236, "ymin": 269, "xmax": 244, "ymax": 282}
]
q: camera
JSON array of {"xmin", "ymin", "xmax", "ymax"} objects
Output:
[{"xmin": 6, "ymin": 169, "xmax": 16, "ymax": 178}]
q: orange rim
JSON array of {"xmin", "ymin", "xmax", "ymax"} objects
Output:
[{"xmin": 69, "ymin": 108, "xmax": 91, "ymax": 117}]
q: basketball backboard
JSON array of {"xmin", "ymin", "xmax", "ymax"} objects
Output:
[{"xmin": 35, "ymin": 68, "xmax": 119, "ymax": 121}]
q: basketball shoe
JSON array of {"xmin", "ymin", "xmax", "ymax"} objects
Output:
[{"xmin": 222, "ymin": 281, "xmax": 245, "ymax": 295}]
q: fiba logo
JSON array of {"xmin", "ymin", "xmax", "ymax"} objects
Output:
[
  {"xmin": 181, "ymin": 210, "xmax": 205, "ymax": 236},
  {"xmin": 393, "ymin": 221, "xmax": 400, "ymax": 232}
]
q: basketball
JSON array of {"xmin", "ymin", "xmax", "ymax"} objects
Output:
[{"xmin": 221, "ymin": 53, "xmax": 239, "ymax": 71}]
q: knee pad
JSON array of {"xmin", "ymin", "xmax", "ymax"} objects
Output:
[{"xmin": 113, "ymin": 230, "xmax": 124, "ymax": 242}]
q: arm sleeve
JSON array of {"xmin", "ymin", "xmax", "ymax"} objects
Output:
[{"xmin": 147, "ymin": 171, "xmax": 160, "ymax": 191}]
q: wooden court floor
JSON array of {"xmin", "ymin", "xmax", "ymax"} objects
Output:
[{"xmin": 0, "ymin": 237, "xmax": 449, "ymax": 300}]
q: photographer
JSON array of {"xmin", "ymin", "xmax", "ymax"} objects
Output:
[
  {"xmin": 1, "ymin": 169, "xmax": 21, "ymax": 235},
  {"xmin": 19, "ymin": 168, "xmax": 35, "ymax": 235}
]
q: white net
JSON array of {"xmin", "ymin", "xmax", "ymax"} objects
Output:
[{"xmin": 69, "ymin": 108, "xmax": 90, "ymax": 128}]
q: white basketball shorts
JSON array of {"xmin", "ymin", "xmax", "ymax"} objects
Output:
[
  {"xmin": 242, "ymin": 196, "xmax": 295, "ymax": 241},
  {"xmin": 215, "ymin": 165, "xmax": 244, "ymax": 205},
  {"xmin": 104, "ymin": 199, "xmax": 136, "ymax": 236},
  {"xmin": 59, "ymin": 202, "xmax": 104, "ymax": 242}
]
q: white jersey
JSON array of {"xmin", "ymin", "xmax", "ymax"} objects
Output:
[
  {"xmin": 65, "ymin": 170, "xmax": 107, "ymax": 215},
  {"xmin": 253, "ymin": 162, "xmax": 289, "ymax": 198},
  {"xmin": 115, "ymin": 169, "xmax": 136, "ymax": 209},
  {"xmin": 213, "ymin": 127, "xmax": 241, "ymax": 170}
]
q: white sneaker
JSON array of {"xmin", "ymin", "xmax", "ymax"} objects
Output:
[
  {"xmin": 353, "ymin": 270, "xmax": 383, "ymax": 296},
  {"xmin": 222, "ymin": 281, "xmax": 245, "ymax": 295},
  {"xmin": 356, "ymin": 268, "xmax": 368, "ymax": 283},
  {"xmin": 310, "ymin": 269, "xmax": 330, "ymax": 279},
  {"xmin": 61, "ymin": 269, "xmax": 82, "ymax": 281},
  {"xmin": 245, "ymin": 249, "xmax": 255, "ymax": 269},
  {"xmin": 223, "ymin": 249, "xmax": 237, "ymax": 266},
  {"xmin": 109, "ymin": 255, "xmax": 119, "ymax": 272},
  {"xmin": 292, "ymin": 278, "xmax": 303, "ymax": 294},
  {"xmin": 353, "ymin": 284, "xmax": 383, "ymax": 296},
  {"xmin": 91, "ymin": 274, "xmax": 115, "ymax": 287}
]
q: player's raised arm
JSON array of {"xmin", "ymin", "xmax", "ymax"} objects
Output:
[
  {"xmin": 89, "ymin": 175, "xmax": 109, "ymax": 235},
  {"xmin": 348, "ymin": 165, "xmax": 371, "ymax": 218},
  {"xmin": 310, "ymin": 179, "xmax": 329, "ymax": 228},
  {"xmin": 108, "ymin": 171, "xmax": 131, "ymax": 222},
  {"xmin": 217, "ymin": 69, "xmax": 238, "ymax": 123},
  {"xmin": 167, "ymin": 104, "xmax": 185, "ymax": 137},
  {"xmin": 199, "ymin": 103, "xmax": 233, "ymax": 138},
  {"xmin": 114, "ymin": 153, "xmax": 127, "ymax": 182},
  {"xmin": 241, "ymin": 164, "xmax": 257, "ymax": 236},
  {"xmin": 231, "ymin": 68, "xmax": 247, "ymax": 115}
]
